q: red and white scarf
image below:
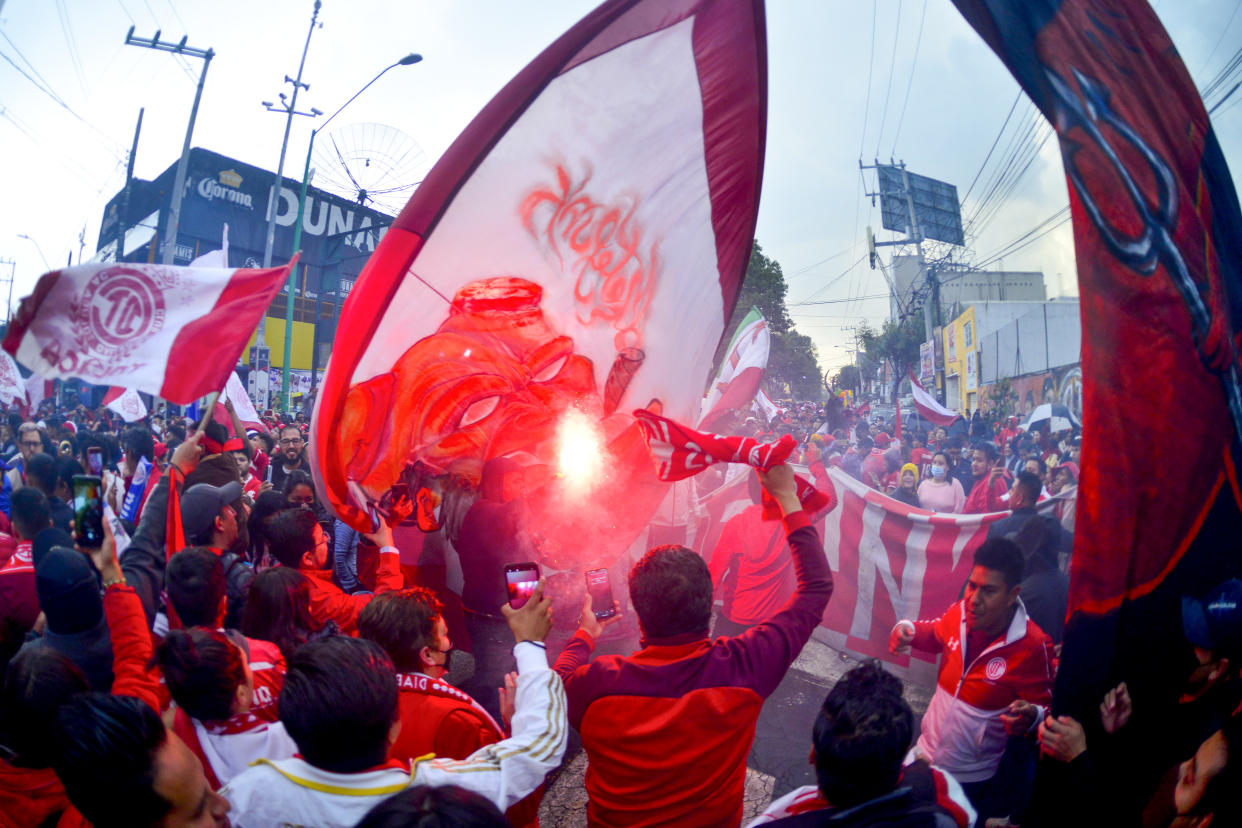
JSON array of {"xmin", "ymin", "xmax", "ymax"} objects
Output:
[{"xmin": 633, "ymin": 409, "xmax": 836, "ymax": 518}]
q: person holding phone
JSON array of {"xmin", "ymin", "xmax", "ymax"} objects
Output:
[
  {"xmin": 552, "ymin": 464, "xmax": 834, "ymax": 828},
  {"xmin": 963, "ymin": 442, "xmax": 1013, "ymax": 514}
]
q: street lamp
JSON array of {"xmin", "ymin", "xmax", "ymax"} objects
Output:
[
  {"xmin": 279, "ymin": 52, "xmax": 423, "ymax": 412},
  {"xmin": 17, "ymin": 234, "xmax": 52, "ymax": 272}
]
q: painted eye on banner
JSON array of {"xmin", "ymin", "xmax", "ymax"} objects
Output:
[
  {"xmin": 532, "ymin": 355, "xmax": 568, "ymax": 383},
  {"xmin": 459, "ymin": 395, "xmax": 501, "ymax": 428}
]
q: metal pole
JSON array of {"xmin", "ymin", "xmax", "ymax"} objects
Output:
[
  {"xmin": 261, "ymin": 0, "xmax": 321, "ymax": 270},
  {"xmin": 163, "ymin": 49, "xmax": 212, "ymax": 265},
  {"xmin": 117, "ymin": 108, "xmax": 144, "ymax": 263},
  {"xmin": 278, "ymin": 52, "xmax": 420, "ymax": 411}
]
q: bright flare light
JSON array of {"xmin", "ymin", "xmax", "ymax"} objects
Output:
[{"xmin": 557, "ymin": 409, "xmax": 604, "ymax": 492}]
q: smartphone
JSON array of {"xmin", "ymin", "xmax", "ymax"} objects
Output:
[
  {"xmin": 87, "ymin": 446, "xmax": 104, "ymax": 476},
  {"xmin": 586, "ymin": 568, "xmax": 617, "ymax": 620},
  {"xmin": 504, "ymin": 561, "xmax": 541, "ymax": 609},
  {"xmin": 73, "ymin": 475, "xmax": 105, "ymax": 547}
]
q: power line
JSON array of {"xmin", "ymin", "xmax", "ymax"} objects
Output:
[
  {"xmin": 787, "ymin": 244, "xmax": 857, "ymax": 279},
  {"xmin": 973, "ymin": 206, "xmax": 1069, "ymax": 266},
  {"xmin": 873, "ymin": 0, "xmax": 903, "ymax": 157},
  {"xmin": 960, "ymin": 90, "xmax": 1021, "ymax": 206},
  {"xmin": 789, "ymin": 255, "xmax": 869, "ymax": 306},
  {"xmin": 55, "ymin": 0, "xmax": 89, "ymax": 98},
  {"xmin": 889, "ymin": 0, "xmax": 927, "ymax": 157},
  {"xmin": 858, "ymin": 3, "xmax": 877, "ymax": 158},
  {"xmin": 0, "ymin": 47, "xmax": 126, "ymax": 163},
  {"xmin": 973, "ymin": 210, "xmax": 1071, "ymax": 271},
  {"xmin": 1198, "ymin": 2, "xmax": 1241, "ymax": 84},
  {"xmin": 797, "ymin": 292, "xmax": 891, "ymax": 307}
]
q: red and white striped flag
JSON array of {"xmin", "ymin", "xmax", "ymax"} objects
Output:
[
  {"xmin": 3, "ymin": 258, "xmax": 297, "ymax": 404},
  {"xmin": 103, "ymin": 387, "xmax": 148, "ymax": 422},
  {"xmin": 908, "ymin": 371, "xmax": 960, "ymax": 427}
]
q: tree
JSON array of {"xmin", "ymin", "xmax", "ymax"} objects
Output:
[
  {"xmin": 767, "ymin": 330, "xmax": 823, "ymax": 400},
  {"xmin": 709, "ymin": 240, "xmax": 824, "ymax": 400},
  {"xmin": 832, "ymin": 364, "xmax": 861, "ymax": 393},
  {"xmin": 858, "ymin": 316, "xmax": 923, "ymax": 403}
]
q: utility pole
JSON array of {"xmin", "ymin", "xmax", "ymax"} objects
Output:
[
  {"xmin": 0, "ymin": 258, "xmax": 14, "ymax": 327},
  {"xmin": 258, "ymin": 0, "xmax": 322, "ymax": 383},
  {"xmin": 116, "ymin": 108, "xmax": 144, "ymax": 263},
  {"xmin": 125, "ymin": 28, "xmax": 213, "ymax": 266}
]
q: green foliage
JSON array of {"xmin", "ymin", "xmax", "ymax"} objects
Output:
[
  {"xmin": 708, "ymin": 240, "xmax": 824, "ymax": 401},
  {"xmin": 833, "ymin": 364, "xmax": 861, "ymax": 392},
  {"xmin": 858, "ymin": 316, "xmax": 924, "ymax": 399},
  {"xmin": 767, "ymin": 330, "xmax": 823, "ymax": 400},
  {"xmin": 986, "ymin": 377, "xmax": 1019, "ymax": 418}
]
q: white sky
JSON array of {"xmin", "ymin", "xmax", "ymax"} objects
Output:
[{"xmin": 0, "ymin": 0, "xmax": 1239, "ymax": 375}]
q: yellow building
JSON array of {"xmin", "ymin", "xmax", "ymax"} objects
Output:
[{"xmin": 942, "ymin": 307, "xmax": 979, "ymax": 416}]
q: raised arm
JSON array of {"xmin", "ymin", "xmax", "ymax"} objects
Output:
[{"xmin": 412, "ymin": 581, "xmax": 565, "ymax": 810}]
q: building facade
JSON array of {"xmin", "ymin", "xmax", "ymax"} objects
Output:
[{"xmin": 94, "ymin": 147, "xmax": 396, "ymax": 406}]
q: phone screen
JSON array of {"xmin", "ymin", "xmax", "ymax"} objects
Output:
[
  {"xmin": 87, "ymin": 447, "xmax": 103, "ymax": 476},
  {"xmin": 73, "ymin": 475, "xmax": 105, "ymax": 547},
  {"xmin": 586, "ymin": 568, "xmax": 617, "ymax": 620},
  {"xmin": 505, "ymin": 563, "xmax": 541, "ymax": 609}
]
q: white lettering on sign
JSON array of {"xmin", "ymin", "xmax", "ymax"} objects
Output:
[{"xmin": 197, "ymin": 177, "xmax": 255, "ymax": 209}]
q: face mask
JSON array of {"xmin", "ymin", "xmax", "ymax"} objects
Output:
[{"xmin": 930, "ymin": 464, "xmax": 947, "ymax": 479}]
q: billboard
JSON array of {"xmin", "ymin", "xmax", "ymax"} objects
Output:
[
  {"xmin": 96, "ymin": 148, "xmax": 394, "ymax": 290},
  {"xmin": 919, "ymin": 339, "xmax": 935, "ymax": 383},
  {"xmin": 876, "ymin": 165, "xmax": 965, "ymax": 246}
]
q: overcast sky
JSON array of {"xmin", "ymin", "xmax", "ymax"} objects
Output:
[{"xmin": 1, "ymin": 0, "xmax": 1238, "ymax": 375}]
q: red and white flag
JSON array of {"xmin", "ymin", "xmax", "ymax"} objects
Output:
[
  {"xmin": 0, "ymin": 352, "xmax": 25, "ymax": 406},
  {"xmin": 103, "ymin": 387, "xmax": 148, "ymax": 422},
  {"xmin": 3, "ymin": 259, "xmax": 296, "ymax": 404},
  {"xmin": 221, "ymin": 371, "xmax": 265, "ymax": 432},
  {"xmin": 23, "ymin": 372, "xmax": 49, "ymax": 410},
  {"xmin": 908, "ymin": 371, "xmax": 960, "ymax": 427},
  {"xmin": 699, "ymin": 307, "xmax": 769, "ymax": 431}
]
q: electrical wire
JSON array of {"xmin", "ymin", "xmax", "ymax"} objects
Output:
[
  {"xmin": 873, "ymin": 0, "xmax": 903, "ymax": 157},
  {"xmin": 55, "ymin": 0, "xmax": 89, "ymax": 98},
  {"xmin": 889, "ymin": 0, "xmax": 927, "ymax": 157},
  {"xmin": 960, "ymin": 90, "xmax": 1022, "ymax": 207},
  {"xmin": 858, "ymin": 3, "xmax": 877, "ymax": 158},
  {"xmin": 789, "ymin": 255, "xmax": 869, "ymax": 306}
]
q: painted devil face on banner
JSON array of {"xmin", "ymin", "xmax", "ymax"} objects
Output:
[{"xmin": 339, "ymin": 277, "xmax": 602, "ymax": 498}]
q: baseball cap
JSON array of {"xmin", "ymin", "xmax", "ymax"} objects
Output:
[
  {"xmin": 180, "ymin": 482, "xmax": 243, "ymax": 540},
  {"xmin": 874, "ymin": 433, "xmax": 892, "ymax": 448},
  {"xmin": 1182, "ymin": 579, "xmax": 1242, "ymax": 654}
]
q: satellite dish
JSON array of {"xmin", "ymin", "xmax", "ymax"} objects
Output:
[{"xmin": 310, "ymin": 122, "xmax": 429, "ymax": 216}]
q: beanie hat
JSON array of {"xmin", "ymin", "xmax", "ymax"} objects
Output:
[
  {"xmin": 35, "ymin": 547, "xmax": 103, "ymax": 635},
  {"xmin": 900, "ymin": 462, "xmax": 919, "ymax": 485}
]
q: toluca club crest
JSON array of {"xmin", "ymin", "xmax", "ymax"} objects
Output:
[{"xmin": 72, "ymin": 266, "xmax": 170, "ymax": 365}]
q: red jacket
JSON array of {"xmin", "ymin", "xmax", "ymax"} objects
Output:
[
  {"xmin": 554, "ymin": 513, "xmax": 832, "ymax": 827},
  {"xmin": 708, "ymin": 505, "xmax": 795, "ymax": 626},
  {"xmin": 0, "ymin": 540, "xmax": 38, "ymax": 650},
  {"xmin": 302, "ymin": 548, "xmax": 403, "ymax": 634},
  {"xmin": 389, "ymin": 671, "xmax": 505, "ymax": 761},
  {"xmin": 905, "ymin": 599, "xmax": 1053, "ymax": 782},
  {"xmin": 387, "ymin": 671, "xmax": 542, "ymax": 827},
  {"xmin": 963, "ymin": 473, "xmax": 1010, "ymax": 514}
]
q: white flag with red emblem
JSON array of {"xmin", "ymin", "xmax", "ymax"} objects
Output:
[
  {"xmin": 0, "ymin": 352, "xmax": 25, "ymax": 405},
  {"xmin": 3, "ymin": 259, "xmax": 296, "ymax": 404},
  {"xmin": 103, "ymin": 387, "xmax": 148, "ymax": 422}
]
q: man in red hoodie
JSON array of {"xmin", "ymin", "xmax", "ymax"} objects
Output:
[
  {"xmin": 964, "ymin": 442, "xmax": 1012, "ymax": 514},
  {"xmin": 553, "ymin": 465, "xmax": 833, "ymax": 827},
  {"xmin": 708, "ymin": 472, "xmax": 796, "ymax": 638},
  {"xmin": 265, "ymin": 507, "xmax": 403, "ymax": 634}
]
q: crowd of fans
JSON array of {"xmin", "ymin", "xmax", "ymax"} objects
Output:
[{"xmin": 0, "ymin": 393, "xmax": 1237, "ymax": 828}]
